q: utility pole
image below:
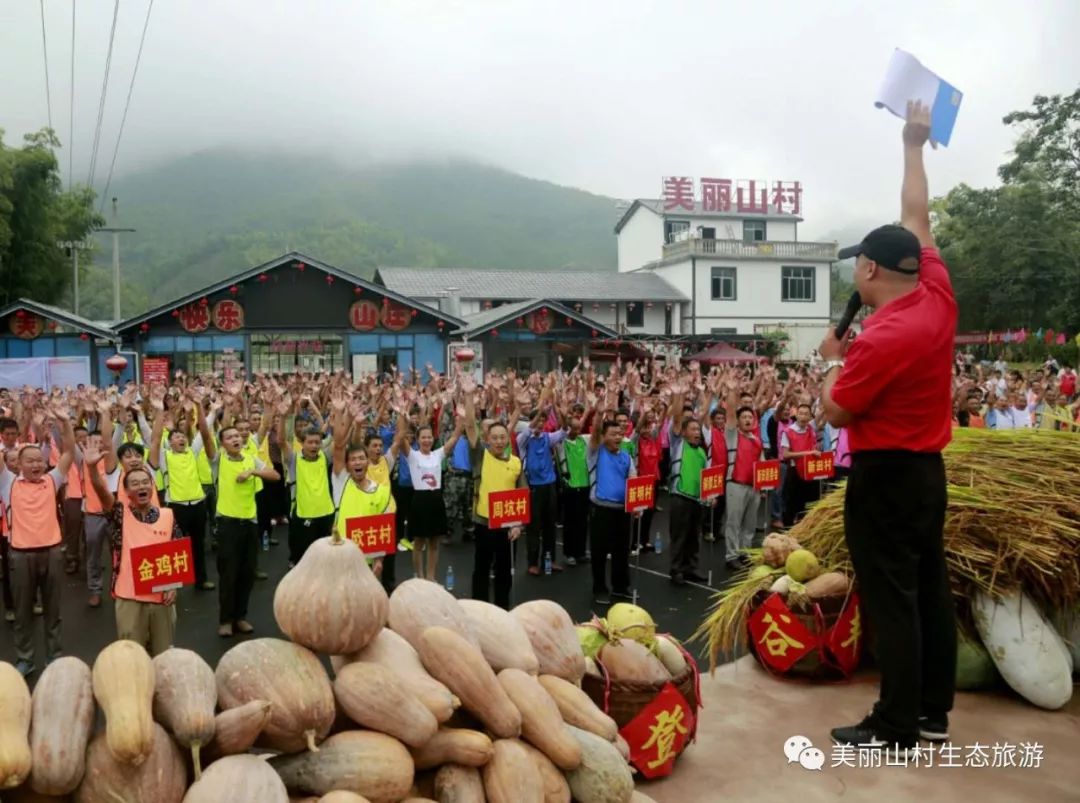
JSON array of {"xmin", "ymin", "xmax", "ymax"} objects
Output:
[
  {"xmin": 56, "ymin": 239, "xmax": 89, "ymax": 315},
  {"xmin": 97, "ymin": 197, "xmax": 135, "ymax": 323}
]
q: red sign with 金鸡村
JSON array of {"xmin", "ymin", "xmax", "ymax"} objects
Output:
[
  {"xmin": 624, "ymin": 475, "xmax": 656, "ymax": 513},
  {"xmin": 488, "ymin": 488, "xmax": 531, "ymax": 528},
  {"xmin": 752, "ymin": 460, "xmax": 782, "ymax": 491},
  {"xmin": 343, "ymin": 513, "xmax": 397, "ymax": 558},
  {"xmin": 131, "ymin": 537, "xmax": 195, "ymax": 595},
  {"xmin": 700, "ymin": 465, "xmax": 725, "ymax": 500}
]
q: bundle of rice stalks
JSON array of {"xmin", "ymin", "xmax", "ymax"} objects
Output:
[{"xmin": 695, "ymin": 428, "xmax": 1080, "ymax": 671}]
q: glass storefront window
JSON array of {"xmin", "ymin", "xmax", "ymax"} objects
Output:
[{"xmin": 250, "ymin": 334, "xmax": 344, "ymax": 374}]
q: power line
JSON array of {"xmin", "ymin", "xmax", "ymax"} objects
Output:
[
  {"xmin": 99, "ymin": 0, "xmax": 155, "ymax": 214},
  {"xmin": 39, "ymin": 0, "xmax": 53, "ymax": 131},
  {"xmin": 86, "ymin": 0, "xmax": 121, "ymax": 190},
  {"xmin": 69, "ymin": 0, "xmax": 75, "ymax": 187}
]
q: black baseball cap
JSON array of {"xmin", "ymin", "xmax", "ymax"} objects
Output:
[{"xmin": 838, "ymin": 224, "xmax": 921, "ymax": 275}]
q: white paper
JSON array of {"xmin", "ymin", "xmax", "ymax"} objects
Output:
[
  {"xmin": 875, "ymin": 49, "xmax": 940, "ymax": 122},
  {"xmin": 0, "ymin": 359, "xmax": 48, "ymax": 390},
  {"xmin": 47, "ymin": 357, "xmax": 91, "ymax": 389}
]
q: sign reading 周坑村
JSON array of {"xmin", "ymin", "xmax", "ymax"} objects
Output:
[
  {"xmin": 488, "ymin": 488, "xmax": 531, "ymax": 528},
  {"xmin": 661, "ymin": 177, "xmax": 802, "ymax": 215}
]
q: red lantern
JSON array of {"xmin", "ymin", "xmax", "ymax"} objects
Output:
[
  {"xmin": 540, "ymin": 307, "xmax": 548, "ymax": 317},
  {"xmin": 47, "ymin": 321, "xmax": 57, "ymax": 331},
  {"xmin": 140, "ymin": 323, "xmax": 150, "ymax": 333},
  {"xmin": 437, "ymin": 320, "xmax": 445, "ymax": 329},
  {"xmin": 516, "ymin": 317, "xmax": 525, "ymax": 326},
  {"xmin": 565, "ymin": 317, "xmax": 572, "ymax": 326},
  {"xmin": 105, "ymin": 354, "xmax": 128, "ymax": 373},
  {"xmin": 410, "ymin": 309, "xmax": 418, "ymax": 318},
  {"xmin": 229, "ymin": 285, "xmax": 239, "ymax": 295},
  {"xmin": 171, "ymin": 309, "xmax": 180, "ymax": 318},
  {"xmin": 200, "ymin": 297, "xmax": 208, "ymax": 306},
  {"xmin": 258, "ymin": 273, "xmax": 269, "ymax": 282},
  {"xmin": 15, "ymin": 310, "xmax": 24, "ymax": 319},
  {"xmin": 591, "ymin": 329, "xmax": 597, "ymax": 337},
  {"xmin": 295, "ymin": 262, "xmax": 306, "ymax": 272},
  {"xmin": 483, "ymin": 300, "xmax": 492, "ymax": 309},
  {"xmin": 382, "ymin": 297, "xmax": 390, "ymax": 306},
  {"xmin": 326, "ymin": 275, "xmax": 334, "ymax": 284},
  {"xmin": 455, "ymin": 347, "xmax": 476, "ymax": 363},
  {"xmin": 80, "ymin": 333, "xmax": 89, "ymax": 340},
  {"xmin": 354, "ymin": 286, "xmax": 363, "ymax": 295},
  {"xmin": 491, "ymin": 329, "xmax": 499, "ymax": 337}
]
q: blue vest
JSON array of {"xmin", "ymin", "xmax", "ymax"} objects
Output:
[
  {"xmin": 595, "ymin": 447, "xmax": 631, "ymax": 504},
  {"xmin": 524, "ymin": 432, "xmax": 557, "ymax": 486},
  {"xmin": 379, "ymin": 423, "xmax": 413, "ymax": 486},
  {"xmin": 451, "ymin": 435, "xmax": 472, "ymax": 471}
]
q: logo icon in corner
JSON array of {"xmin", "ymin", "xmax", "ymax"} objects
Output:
[{"xmin": 784, "ymin": 735, "xmax": 825, "ymax": 771}]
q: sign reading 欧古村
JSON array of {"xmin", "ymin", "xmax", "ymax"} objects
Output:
[
  {"xmin": 661, "ymin": 177, "xmax": 802, "ymax": 215},
  {"xmin": 343, "ymin": 513, "xmax": 397, "ymax": 558}
]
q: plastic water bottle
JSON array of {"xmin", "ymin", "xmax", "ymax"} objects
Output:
[
  {"xmin": 544, "ymin": 552, "xmax": 553, "ymax": 576},
  {"xmin": 445, "ymin": 565, "xmax": 455, "ymax": 593},
  {"xmin": 654, "ymin": 532, "xmax": 663, "ymax": 554},
  {"xmin": 261, "ymin": 531, "xmax": 270, "ymax": 552}
]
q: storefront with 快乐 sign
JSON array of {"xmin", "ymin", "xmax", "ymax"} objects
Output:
[{"xmin": 113, "ymin": 253, "xmax": 462, "ymax": 380}]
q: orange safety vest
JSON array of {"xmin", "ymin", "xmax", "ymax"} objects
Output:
[
  {"xmin": 113, "ymin": 505, "xmax": 174, "ymax": 604},
  {"xmin": 8, "ymin": 475, "xmax": 62, "ymax": 549},
  {"xmin": 66, "ymin": 461, "xmax": 84, "ymax": 500},
  {"xmin": 83, "ymin": 462, "xmax": 108, "ymax": 515}
]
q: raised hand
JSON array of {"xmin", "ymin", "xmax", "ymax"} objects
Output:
[{"xmin": 903, "ymin": 99, "xmax": 934, "ymax": 149}]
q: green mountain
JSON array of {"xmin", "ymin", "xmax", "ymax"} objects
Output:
[{"xmin": 81, "ymin": 153, "xmax": 621, "ymax": 318}]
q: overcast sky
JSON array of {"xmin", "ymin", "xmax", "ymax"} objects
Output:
[{"xmin": 2, "ymin": 0, "xmax": 1078, "ymax": 239}]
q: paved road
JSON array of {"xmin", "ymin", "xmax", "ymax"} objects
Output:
[{"xmin": 0, "ymin": 502, "xmax": 760, "ymax": 675}]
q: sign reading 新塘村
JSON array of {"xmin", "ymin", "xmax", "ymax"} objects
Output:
[
  {"xmin": 662, "ymin": 177, "xmax": 803, "ymax": 215},
  {"xmin": 625, "ymin": 475, "xmax": 656, "ymax": 513}
]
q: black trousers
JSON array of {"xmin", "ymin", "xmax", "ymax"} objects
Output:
[
  {"xmin": 170, "ymin": 500, "xmax": 208, "ymax": 585},
  {"xmin": 216, "ymin": 516, "xmax": 258, "ymax": 624},
  {"xmin": 782, "ymin": 467, "xmax": 821, "ymax": 527},
  {"xmin": 255, "ymin": 486, "xmax": 274, "ymax": 540},
  {"xmin": 0, "ymin": 536, "xmax": 12, "ymax": 611},
  {"xmin": 387, "ymin": 483, "xmax": 413, "ymax": 594},
  {"xmin": 562, "ymin": 485, "xmax": 590, "ymax": 559},
  {"xmin": 526, "ymin": 482, "xmax": 558, "ymax": 566},
  {"xmin": 589, "ymin": 504, "xmax": 631, "ymax": 594},
  {"xmin": 472, "ymin": 525, "xmax": 513, "ymax": 610},
  {"xmin": 844, "ymin": 451, "xmax": 956, "ymax": 742},
  {"xmin": 288, "ymin": 512, "xmax": 334, "ymax": 564},
  {"xmin": 668, "ymin": 494, "xmax": 702, "ymax": 576}
]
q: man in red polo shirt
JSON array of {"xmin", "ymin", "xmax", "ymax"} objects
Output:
[{"xmin": 820, "ymin": 100, "xmax": 957, "ymax": 753}]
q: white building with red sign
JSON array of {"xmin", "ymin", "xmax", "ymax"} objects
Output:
[{"xmin": 615, "ymin": 177, "xmax": 837, "ymax": 339}]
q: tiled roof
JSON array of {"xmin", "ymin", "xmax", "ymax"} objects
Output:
[{"xmin": 376, "ymin": 267, "xmax": 686, "ymax": 302}]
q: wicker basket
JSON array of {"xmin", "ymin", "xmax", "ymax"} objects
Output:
[
  {"xmin": 746, "ymin": 590, "xmax": 858, "ymax": 680},
  {"xmin": 581, "ymin": 638, "xmax": 701, "ymax": 737}
]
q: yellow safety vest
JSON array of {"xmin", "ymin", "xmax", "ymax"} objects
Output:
[
  {"xmin": 475, "ymin": 450, "xmax": 521, "ymax": 519},
  {"xmin": 367, "ymin": 456, "xmax": 391, "ymax": 487},
  {"xmin": 334, "ymin": 479, "xmax": 395, "ymax": 535},
  {"xmin": 164, "ymin": 449, "xmax": 204, "ymax": 503},
  {"xmin": 216, "ymin": 453, "xmax": 258, "ymax": 520},
  {"xmin": 196, "ymin": 434, "xmax": 215, "ymax": 485},
  {"xmin": 295, "ymin": 451, "xmax": 334, "ymax": 519}
]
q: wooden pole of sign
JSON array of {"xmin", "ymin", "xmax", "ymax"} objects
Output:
[
  {"xmin": 707, "ymin": 504, "xmax": 715, "ymax": 588},
  {"xmin": 630, "ymin": 513, "xmax": 640, "ymax": 607}
]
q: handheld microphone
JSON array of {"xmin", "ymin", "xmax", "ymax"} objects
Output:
[{"xmin": 835, "ymin": 292, "xmax": 863, "ymax": 340}]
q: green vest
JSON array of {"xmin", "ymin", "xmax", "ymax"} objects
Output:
[
  {"xmin": 675, "ymin": 442, "xmax": 707, "ymax": 499},
  {"xmin": 295, "ymin": 451, "xmax": 335, "ymax": 519},
  {"xmin": 217, "ymin": 453, "xmax": 258, "ymax": 520},
  {"xmin": 562, "ymin": 437, "xmax": 590, "ymax": 489},
  {"xmin": 164, "ymin": 449, "xmax": 205, "ymax": 503}
]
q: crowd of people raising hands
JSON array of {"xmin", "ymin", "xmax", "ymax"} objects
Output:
[{"xmin": 0, "ymin": 348, "xmax": 1072, "ymax": 674}]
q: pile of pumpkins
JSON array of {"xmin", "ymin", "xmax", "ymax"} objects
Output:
[{"xmin": 0, "ymin": 531, "xmax": 659, "ymax": 803}]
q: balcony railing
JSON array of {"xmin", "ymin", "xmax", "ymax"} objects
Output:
[{"xmin": 661, "ymin": 238, "xmax": 837, "ymax": 261}]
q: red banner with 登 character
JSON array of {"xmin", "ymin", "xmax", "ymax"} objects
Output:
[{"xmin": 619, "ymin": 682, "xmax": 695, "ymax": 779}]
